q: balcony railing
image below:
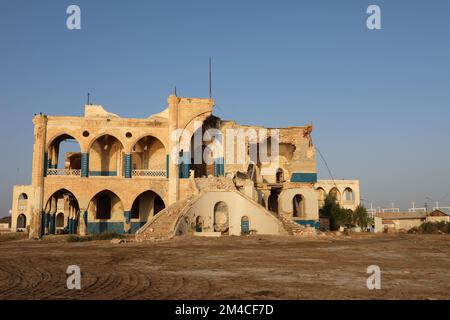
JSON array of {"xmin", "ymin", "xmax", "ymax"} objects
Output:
[
  {"xmin": 47, "ymin": 169, "xmax": 81, "ymax": 176},
  {"xmin": 132, "ymin": 170, "xmax": 167, "ymax": 178},
  {"xmin": 46, "ymin": 168, "xmax": 167, "ymax": 178}
]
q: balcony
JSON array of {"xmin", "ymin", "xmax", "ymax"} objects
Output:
[
  {"xmin": 46, "ymin": 168, "xmax": 167, "ymax": 178},
  {"xmin": 132, "ymin": 170, "xmax": 167, "ymax": 178},
  {"xmin": 47, "ymin": 169, "xmax": 81, "ymax": 177}
]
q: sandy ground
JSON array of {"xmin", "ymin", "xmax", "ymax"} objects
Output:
[{"xmin": 0, "ymin": 233, "xmax": 449, "ymax": 300}]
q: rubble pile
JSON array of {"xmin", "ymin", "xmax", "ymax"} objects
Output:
[{"xmin": 194, "ymin": 176, "xmax": 236, "ymax": 192}]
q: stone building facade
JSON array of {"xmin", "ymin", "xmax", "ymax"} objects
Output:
[{"xmin": 11, "ymin": 95, "xmax": 360, "ymax": 238}]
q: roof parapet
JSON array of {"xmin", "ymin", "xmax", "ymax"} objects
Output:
[{"xmin": 84, "ymin": 104, "xmax": 120, "ymax": 118}]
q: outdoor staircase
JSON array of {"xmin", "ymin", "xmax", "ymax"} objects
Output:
[
  {"xmin": 135, "ymin": 196, "xmax": 198, "ymax": 241},
  {"xmin": 278, "ymin": 215, "xmax": 306, "ymax": 236},
  {"xmin": 277, "ymin": 215, "xmax": 316, "ymax": 236}
]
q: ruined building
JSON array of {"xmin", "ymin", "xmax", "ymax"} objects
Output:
[{"xmin": 11, "ymin": 95, "xmax": 360, "ymax": 239}]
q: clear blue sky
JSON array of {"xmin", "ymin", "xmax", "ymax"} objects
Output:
[{"xmin": 1, "ymin": 0, "xmax": 449, "ymax": 215}]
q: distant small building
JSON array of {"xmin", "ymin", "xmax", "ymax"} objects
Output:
[
  {"xmin": 427, "ymin": 209, "xmax": 450, "ymax": 223},
  {"xmin": 0, "ymin": 216, "xmax": 11, "ymax": 230},
  {"xmin": 374, "ymin": 212, "xmax": 426, "ymax": 232}
]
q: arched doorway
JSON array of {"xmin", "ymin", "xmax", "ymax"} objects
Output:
[
  {"xmin": 195, "ymin": 216, "xmax": 204, "ymax": 232},
  {"xmin": 241, "ymin": 216, "xmax": 250, "ymax": 235},
  {"xmin": 214, "ymin": 202, "xmax": 229, "ymax": 234},
  {"xmin": 89, "ymin": 135, "xmax": 124, "ymax": 176},
  {"xmin": 47, "ymin": 134, "xmax": 81, "ymax": 176},
  {"xmin": 44, "ymin": 189, "xmax": 80, "ymax": 235},
  {"xmin": 130, "ymin": 190, "xmax": 166, "ymax": 233},
  {"xmin": 293, "ymin": 194, "xmax": 306, "ymax": 218},
  {"xmin": 56, "ymin": 212, "xmax": 65, "ymax": 229},
  {"xmin": 268, "ymin": 190, "xmax": 279, "ymax": 213},
  {"xmin": 17, "ymin": 214, "xmax": 26, "ymax": 230},
  {"xmin": 88, "ymin": 190, "xmax": 124, "ymax": 233}
]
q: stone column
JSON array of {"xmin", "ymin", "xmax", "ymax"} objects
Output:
[
  {"xmin": 30, "ymin": 115, "xmax": 48, "ymax": 239},
  {"xmin": 49, "ymin": 196, "xmax": 56, "ymax": 234},
  {"xmin": 168, "ymin": 95, "xmax": 180, "ymax": 205},
  {"xmin": 124, "ymin": 154, "xmax": 132, "ymax": 178},
  {"xmin": 123, "ymin": 210, "xmax": 131, "ymax": 234},
  {"xmin": 81, "ymin": 153, "xmax": 89, "ymax": 177},
  {"xmin": 78, "ymin": 210, "xmax": 88, "ymax": 236}
]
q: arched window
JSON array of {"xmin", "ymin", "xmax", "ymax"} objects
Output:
[
  {"xmin": 18, "ymin": 193, "xmax": 28, "ymax": 209},
  {"xmin": 17, "ymin": 214, "xmax": 26, "ymax": 229},
  {"xmin": 241, "ymin": 216, "xmax": 250, "ymax": 235},
  {"xmin": 56, "ymin": 212, "xmax": 65, "ymax": 228},
  {"xmin": 214, "ymin": 202, "xmax": 229, "ymax": 233},
  {"xmin": 343, "ymin": 188, "xmax": 355, "ymax": 202},
  {"xmin": 293, "ymin": 194, "xmax": 305, "ymax": 218},
  {"xmin": 329, "ymin": 188, "xmax": 341, "ymax": 202},
  {"xmin": 316, "ymin": 188, "xmax": 326, "ymax": 208}
]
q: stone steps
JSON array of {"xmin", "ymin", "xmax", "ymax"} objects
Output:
[
  {"xmin": 278, "ymin": 215, "xmax": 316, "ymax": 236},
  {"xmin": 135, "ymin": 196, "xmax": 197, "ymax": 241}
]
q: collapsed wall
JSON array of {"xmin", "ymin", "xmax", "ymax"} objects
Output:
[{"xmin": 135, "ymin": 176, "xmax": 291, "ymax": 241}]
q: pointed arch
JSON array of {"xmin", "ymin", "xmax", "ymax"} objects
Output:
[
  {"xmin": 316, "ymin": 187, "xmax": 326, "ymax": 208},
  {"xmin": 343, "ymin": 188, "xmax": 355, "ymax": 202},
  {"xmin": 131, "ymin": 135, "xmax": 167, "ymax": 172},
  {"xmin": 87, "ymin": 190, "xmax": 124, "ymax": 221},
  {"xmin": 329, "ymin": 187, "xmax": 341, "ymax": 202},
  {"xmin": 88, "ymin": 134, "xmax": 125, "ymax": 177},
  {"xmin": 46, "ymin": 133, "xmax": 82, "ymax": 173},
  {"xmin": 44, "ymin": 188, "xmax": 80, "ymax": 235},
  {"xmin": 293, "ymin": 194, "xmax": 306, "ymax": 218},
  {"xmin": 17, "ymin": 214, "xmax": 27, "ymax": 229},
  {"xmin": 214, "ymin": 201, "xmax": 229, "ymax": 233},
  {"xmin": 130, "ymin": 190, "xmax": 166, "ymax": 222}
]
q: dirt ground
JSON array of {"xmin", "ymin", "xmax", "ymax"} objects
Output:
[{"xmin": 0, "ymin": 233, "xmax": 449, "ymax": 300}]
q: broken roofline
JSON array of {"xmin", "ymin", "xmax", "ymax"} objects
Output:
[{"xmin": 173, "ymin": 124, "xmax": 283, "ymax": 166}]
